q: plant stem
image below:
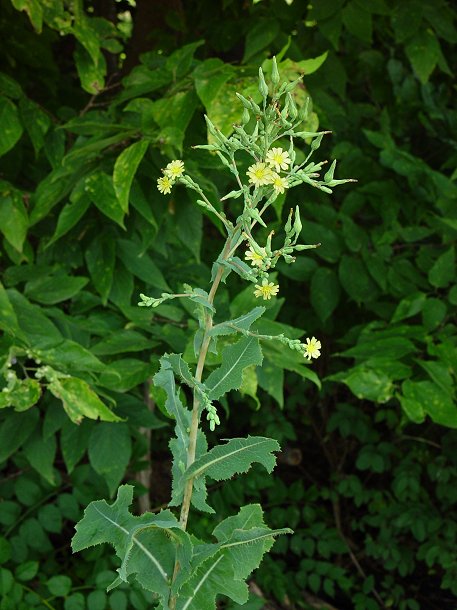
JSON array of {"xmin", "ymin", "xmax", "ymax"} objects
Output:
[{"xmin": 168, "ymin": 234, "xmax": 235, "ymax": 610}]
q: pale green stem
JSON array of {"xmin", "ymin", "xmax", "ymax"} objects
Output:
[{"xmin": 168, "ymin": 232, "xmax": 236, "ymax": 610}]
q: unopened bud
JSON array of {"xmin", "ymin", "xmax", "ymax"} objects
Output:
[
  {"xmin": 258, "ymin": 67, "xmax": 269, "ymax": 100},
  {"xmin": 271, "ymin": 56, "xmax": 280, "ymax": 86}
]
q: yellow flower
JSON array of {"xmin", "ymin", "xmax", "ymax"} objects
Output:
[
  {"xmin": 266, "ymin": 147, "xmax": 291, "ymax": 172},
  {"xmin": 245, "ymin": 246, "xmax": 266, "ymax": 267},
  {"xmin": 270, "ymin": 172, "xmax": 289, "ymax": 194},
  {"xmin": 157, "ymin": 175, "xmax": 174, "ymax": 194},
  {"xmin": 164, "ymin": 160, "xmax": 185, "ymax": 179},
  {"xmin": 303, "ymin": 337, "xmax": 321, "ymax": 360},
  {"xmin": 247, "ymin": 162, "xmax": 273, "ymax": 187},
  {"xmin": 254, "ymin": 278, "xmax": 279, "ymax": 300}
]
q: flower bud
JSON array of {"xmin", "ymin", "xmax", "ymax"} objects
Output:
[
  {"xmin": 293, "ymin": 206, "xmax": 302, "ymax": 236},
  {"xmin": 286, "ymin": 93, "xmax": 298, "ymax": 120},
  {"xmin": 271, "ymin": 56, "xmax": 280, "ymax": 86},
  {"xmin": 242, "ymin": 107, "xmax": 250, "ymax": 125},
  {"xmin": 258, "ymin": 67, "xmax": 269, "ymax": 100}
]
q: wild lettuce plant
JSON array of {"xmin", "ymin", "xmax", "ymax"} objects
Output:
[{"xmin": 72, "ymin": 59, "xmax": 352, "ymax": 610}]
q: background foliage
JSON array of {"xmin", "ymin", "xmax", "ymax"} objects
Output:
[{"xmin": 0, "ymin": 1, "xmax": 456, "ymax": 609}]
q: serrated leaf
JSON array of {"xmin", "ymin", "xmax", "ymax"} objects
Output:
[
  {"xmin": 72, "ymin": 485, "xmax": 192, "ymax": 606},
  {"xmin": 210, "ymin": 307, "xmax": 266, "ymax": 337},
  {"xmin": 176, "ymin": 504, "xmax": 291, "ymax": 610},
  {"xmin": 187, "ymin": 436, "xmax": 279, "ymax": 482},
  {"xmin": 113, "ymin": 140, "xmax": 148, "ymax": 213},
  {"xmin": 173, "ymin": 436, "xmax": 279, "ymax": 514},
  {"xmin": 205, "ymin": 336, "xmax": 263, "ymax": 401}
]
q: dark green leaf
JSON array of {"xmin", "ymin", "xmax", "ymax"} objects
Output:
[
  {"xmin": 113, "ymin": 140, "xmax": 149, "ymax": 213},
  {"xmin": 0, "ymin": 96, "xmax": 23, "ymax": 156}
]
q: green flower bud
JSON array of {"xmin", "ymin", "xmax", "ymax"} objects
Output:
[
  {"xmin": 236, "ymin": 93, "xmax": 253, "ymax": 110},
  {"xmin": 258, "ymin": 67, "xmax": 269, "ymax": 100},
  {"xmin": 271, "ymin": 56, "xmax": 280, "ymax": 86},
  {"xmin": 242, "ymin": 107, "xmax": 250, "ymax": 125},
  {"xmin": 293, "ymin": 205, "xmax": 302, "ymax": 236},
  {"xmin": 311, "ymin": 134, "xmax": 324, "ymax": 151},
  {"xmin": 286, "ymin": 93, "xmax": 298, "ymax": 120},
  {"xmin": 298, "ymin": 97, "xmax": 310, "ymax": 121},
  {"xmin": 324, "ymin": 159, "xmax": 336, "ymax": 183},
  {"xmin": 284, "ymin": 208, "xmax": 293, "ymax": 234}
]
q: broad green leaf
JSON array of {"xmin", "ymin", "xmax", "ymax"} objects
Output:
[
  {"xmin": 0, "ymin": 282, "xmax": 21, "ymax": 337},
  {"xmin": 329, "ymin": 366, "xmax": 394, "ymax": 403},
  {"xmin": 342, "ymin": 1, "xmax": 372, "ymax": 43},
  {"xmin": 88, "ymin": 423, "xmax": 132, "ymax": 496},
  {"xmin": 74, "ymin": 43, "xmax": 106, "ymax": 94},
  {"xmin": 289, "ymin": 52, "xmax": 328, "ymax": 76},
  {"xmin": 0, "ymin": 378, "xmax": 41, "ymax": 411},
  {"xmin": 72, "ymin": 485, "xmax": 192, "ymax": 605},
  {"xmin": 46, "ymin": 575, "xmax": 72, "ymax": 597},
  {"xmin": 7, "ymin": 289, "xmax": 61, "ymax": 346},
  {"xmin": 49, "ymin": 377, "xmax": 121, "ymax": 424},
  {"xmin": 85, "ymin": 171, "xmax": 125, "ymax": 228},
  {"xmin": 176, "ymin": 195, "xmax": 203, "ymax": 262},
  {"xmin": 0, "ymin": 96, "xmax": 23, "ymax": 156},
  {"xmin": 73, "ymin": 17, "xmax": 102, "ymax": 66},
  {"xmin": 113, "ymin": 140, "xmax": 149, "ymax": 213},
  {"xmin": 92, "ymin": 330, "xmax": 154, "ymax": 356},
  {"xmin": 30, "ymin": 164, "xmax": 86, "ymax": 225},
  {"xmin": 0, "ymin": 409, "xmax": 39, "ymax": 463},
  {"xmin": 257, "ymin": 359, "xmax": 284, "ymax": 407},
  {"xmin": 11, "ymin": 0, "xmax": 43, "ymax": 32},
  {"xmin": 25, "ymin": 273, "xmax": 89, "ymax": 305},
  {"xmin": 240, "ymin": 365, "xmax": 260, "ymax": 410},
  {"xmin": 422, "ymin": 297, "xmax": 447, "ymax": 331},
  {"xmin": 310, "ymin": 267, "xmax": 340, "ymax": 322},
  {"xmin": 391, "ymin": 0, "xmax": 423, "ymax": 43},
  {"xmin": 339, "ymin": 255, "xmax": 378, "ymax": 303},
  {"xmin": 193, "ymin": 58, "xmax": 235, "ymax": 110},
  {"xmin": 391, "ymin": 292, "xmax": 426, "ymax": 323},
  {"xmin": 243, "ymin": 18, "xmax": 280, "ymax": 62},
  {"xmin": 405, "ymin": 29, "xmax": 440, "ymax": 83},
  {"xmin": 205, "ymin": 336, "xmax": 263, "ymax": 401},
  {"xmin": 0, "ymin": 181, "xmax": 28, "ymax": 252},
  {"xmin": 47, "ymin": 195, "xmax": 91, "ymax": 246},
  {"xmin": 400, "ymin": 380, "xmax": 457, "ymax": 428},
  {"xmin": 85, "ymin": 232, "xmax": 116, "ymax": 304},
  {"xmin": 339, "ymin": 336, "xmax": 416, "ymax": 360},
  {"xmin": 99, "ymin": 358, "xmax": 155, "ymax": 392},
  {"xmin": 23, "ymin": 430, "xmax": 56, "ymax": 485},
  {"xmin": 152, "ymin": 90, "xmax": 199, "ymax": 153},
  {"xmin": 428, "ymin": 247, "xmax": 455, "ymax": 288},
  {"xmin": 0, "ymin": 72, "xmax": 23, "ymax": 98},
  {"xmin": 61, "ymin": 419, "xmax": 92, "ymax": 473},
  {"xmin": 261, "ymin": 341, "xmax": 321, "ymax": 389},
  {"xmin": 166, "ymin": 40, "xmax": 204, "ymax": 80},
  {"xmin": 36, "ymin": 339, "xmax": 105, "ymax": 373},
  {"xmin": 117, "ymin": 239, "xmax": 169, "ymax": 291},
  {"xmin": 19, "ymin": 96, "xmax": 51, "ymax": 155}
]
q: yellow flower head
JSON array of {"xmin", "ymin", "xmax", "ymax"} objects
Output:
[
  {"xmin": 270, "ymin": 172, "xmax": 289, "ymax": 194},
  {"xmin": 254, "ymin": 278, "xmax": 279, "ymax": 300},
  {"xmin": 164, "ymin": 159, "xmax": 185, "ymax": 179},
  {"xmin": 303, "ymin": 336, "xmax": 321, "ymax": 360},
  {"xmin": 266, "ymin": 147, "xmax": 291, "ymax": 172},
  {"xmin": 157, "ymin": 175, "xmax": 174, "ymax": 195},
  {"xmin": 245, "ymin": 246, "xmax": 266, "ymax": 267},
  {"xmin": 247, "ymin": 162, "xmax": 273, "ymax": 187}
]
